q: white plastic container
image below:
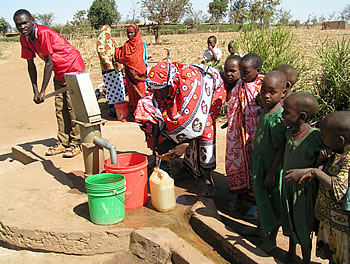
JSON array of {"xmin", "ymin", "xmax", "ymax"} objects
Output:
[{"xmin": 149, "ymin": 167, "xmax": 176, "ymax": 212}]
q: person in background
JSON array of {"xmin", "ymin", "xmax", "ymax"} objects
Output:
[
  {"xmin": 228, "ymin": 40, "xmax": 239, "ymax": 56},
  {"xmin": 225, "ymin": 53, "xmax": 264, "ymax": 220},
  {"xmin": 96, "ymin": 25, "xmax": 126, "ymax": 117},
  {"xmin": 284, "ymin": 111, "xmax": 350, "ymax": 264},
  {"xmin": 281, "ymin": 92, "xmax": 322, "ymax": 263},
  {"xmin": 115, "ymin": 23, "xmax": 147, "ymax": 116},
  {"xmin": 147, "ymin": 61, "xmax": 226, "ymax": 197},
  {"xmin": 252, "ymin": 71, "xmax": 288, "ymax": 253},
  {"xmin": 202, "ymin": 36, "xmax": 222, "ymax": 66},
  {"xmin": 14, "ymin": 9, "xmax": 84, "ymax": 158}
]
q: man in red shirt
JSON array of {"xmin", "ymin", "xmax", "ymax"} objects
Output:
[{"xmin": 14, "ymin": 9, "xmax": 85, "ymax": 158}]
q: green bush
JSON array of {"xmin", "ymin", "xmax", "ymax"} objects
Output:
[
  {"xmin": 237, "ymin": 26, "xmax": 306, "ymax": 75},
  {"xmin": 313, "ymin": 38, "xmax": 350, "ymax": 123},
  {"xmin": 217, "ymin": 26, "xmax": 309, "ymax": 118}
]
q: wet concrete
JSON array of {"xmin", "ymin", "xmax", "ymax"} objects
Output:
[
  {"xmin": 70, "ymin": 158, "xmax": 229, "ymax": 263},
  {"xmin": 0, "ymin": 141, "xmax": 228, "ymax": 262}
]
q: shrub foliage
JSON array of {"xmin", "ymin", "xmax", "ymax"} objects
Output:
[
  {"xmin": 314, "ymin": 38, "xmax": 350, "ymax": 122},
  {"xmin": 237, "ymin": 26, "xmax": 306, "ymax": 75}
]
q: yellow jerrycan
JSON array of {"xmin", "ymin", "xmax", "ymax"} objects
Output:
[{"xmin": 149, "ymin": 167, "xmax": 176, "ymax": 212}]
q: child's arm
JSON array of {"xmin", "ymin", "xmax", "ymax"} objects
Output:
[
  {"xmin": 283, "ymin": 168, "xmax": 332, "ymax": 188},
  {"xmin": 264, "ymin": 148, "xmax": 284, "ymax": 188},
  {"xmin": 316, "ymin": 147, "xmax": 332, "ymax": 167},
  {"xmin": 208, "ymin": 45, "xmax": 218, "ymax": 62}
]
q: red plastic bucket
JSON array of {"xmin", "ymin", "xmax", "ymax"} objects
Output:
[
  {"xmin": 104, "ymin": 153, "xmax": 148, "ymax": 210},
  {"xmin": 114, "ymin": 101, "xmax": 129, "ymax": 121}
]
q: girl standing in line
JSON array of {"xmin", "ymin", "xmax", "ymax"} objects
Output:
[
  {"xmin": 225, "ymin": 53, "xmax": 264, "ymax": 220},
  {"xmin": 252, "ymin": 71, "xmax": 288, "ymax": 252}
]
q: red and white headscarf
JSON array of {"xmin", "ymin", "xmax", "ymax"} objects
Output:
[{"xmin": 146, "ymin": 61, "xmax": 178, "ymax": 90}]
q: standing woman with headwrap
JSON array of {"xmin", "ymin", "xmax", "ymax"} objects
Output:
[
  {"xmin": 115, "ymin": 24, "xmax": 147, "ymax": 115},
  {"xmin": 96, "ymin": 25, "xmax": 126, "ymax": 117}
]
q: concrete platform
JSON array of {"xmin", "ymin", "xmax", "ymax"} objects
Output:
[
  {"xmin": 0, "ymin": 120, "xmax": 327, "ymax": 263},
  {"xmin": 0, "ymin": 149, "xmax": 133, "ymax": 255},
  {"xmin": 0, "ymin": 123, "xmax": 223, "ymax": 263}
]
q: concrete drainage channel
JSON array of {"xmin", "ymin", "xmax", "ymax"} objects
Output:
[{"xmin": 189, "ymin": 199, "xmax": 280, "ymax": 264}]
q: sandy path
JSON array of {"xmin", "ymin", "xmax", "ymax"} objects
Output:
[{"xmin": 0, "ymin": 43, "xmax": 57, "ymax": 152}]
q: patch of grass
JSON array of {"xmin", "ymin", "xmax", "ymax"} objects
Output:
[
  {"xmin": 0, "ymin": 37, "xmax": 20, "ymax": 42},
  {"xmin": 313, "ymin": 38, "xmax": 350, "ymax": 123}
]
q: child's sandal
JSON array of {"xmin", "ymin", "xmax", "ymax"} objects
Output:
[
  {"xmin": 225, "ymin": 199, "xmax": 244, "ymax": 212},
  {"xmin": 244, "ymin": 205, "xmax": 259, "ymax": 220},
  {"xmin": 204, "ymin": 185, "xmax": 218, "ymax": 198}
]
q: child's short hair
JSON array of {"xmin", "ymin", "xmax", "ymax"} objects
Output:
[
  {"xmin": 288, "ymin": 92, "xmax": 319, "ymax": 120},
  {"xmin": 323, "ymin": 111, "xmax": 350, "ymax": 143},
  {"xmin": 273, "ymin": 64, "xmax": 298, "ymax": 87},
  {"xmin": 208, "ymin": 36, "xmax": 217, "ymax": 42},
  {"xmin": 264, "ymin": 70, "xmax": 287, "ymax": 89},
  {"xmin": 226, "ymin": 54, "xmax": 241, "ymax": 64},
  {"xmin": 241, "ymin": 53, "xmax": 263, "ymax": 69}
]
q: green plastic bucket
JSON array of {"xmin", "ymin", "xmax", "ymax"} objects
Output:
[{"xmin": 85, "ymin": 173, "xmax": 126, "ymax": 225}]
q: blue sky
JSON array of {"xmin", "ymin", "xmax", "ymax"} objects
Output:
[{"xmin": 2, "ymin": 0, "xmax": 349, "ymax": 28}]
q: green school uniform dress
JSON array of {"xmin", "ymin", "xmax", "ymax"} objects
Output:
[
  {"xmin": 253, "ymin": 108, "xmax": 286, "ymax": 234},
  {"xmin": 281, "ymin": 127, "xmax": 322, "ymax": 248}
]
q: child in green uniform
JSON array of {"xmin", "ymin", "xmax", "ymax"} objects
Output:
[
  {"xmin": 284, "ymin": 111, "xmax": 350, "ymax": 264},
  {"xmin": 281, "ymin": 92, "xmax": 323, "ymax": 263},
  {"xmin": 252, "ymin": 71, "xmax": 288, "ymax": 252}
]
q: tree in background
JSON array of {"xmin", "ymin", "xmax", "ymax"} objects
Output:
[
  {"xmin": 0, "ymin": 17, "xmax": 10, "ymax": 33},
  {"xmin": 209, "ymin": 0, "xmax": 229, "ymax": 22},
  {"xmin": 274, "ymin": 9, "xmax": 292, "ymax": 25},
  {"xmin": 123, "ymin": 0, "xmax": 141, "ymax": 24},
  {"xmin": 34, "ymin": 13, "xmax": 55, "ymax": 27},
  {"xmin": 229, "ymin": 0, "xmax": 249, "ymax": 24},
  {"xmin": 328, "ymin": 12, "xmax": 337, "ymax": 21},
  {"xmin": 168, "ymin": 0, "xmax": 193, "ymax": 23},
  {"xmin": 72, "ymin": 10, "xmax": 89, "ymax": 27},
  {"xmin": 248, "ymin": 0, "xmax": 280, "ymax": 26},
  {"xmin": 184, "ymin": 10, "xmax": 209, "ymax": 27},
  {"xmin": 340, "ymin": 4, "xmax": 350, "ymax": 21},
  {"xmin": 141, "ymin": 0, "xmax": 192, "ymax": 43},
  {"xmin": 88, "ymin": 0, "xmax": 120, "ymax": 29},
  {"xmin": 318, "ymin": 14, "xmax": 326, "ymax": 24},
  {"xmin": 228, "ymin": 0, "xmax": 280, "ymax": 26}
]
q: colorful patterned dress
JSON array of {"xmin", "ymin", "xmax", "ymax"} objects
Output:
[
  {"xmin": 147, "ymin": 62, "xmax": 226, "ymax": 177},
  {"xmin": 225, "ymin": 75, "xmax": 264, "ymax": 198},
  {"xmin": 252, "ymin": 108, "xmax": 286, "ymax": 234},
  {"xmin": 314, "ymin": 151, "xmax": 350, "ymax": 264},
  {"xmin": 281, "ymin": 127, "xmax": 322, "ymax": 248},
  {"xmin": 96, "ymin": 25, "xmax": 125, "ymax": 105}
]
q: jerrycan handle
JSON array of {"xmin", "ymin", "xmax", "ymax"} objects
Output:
[{"xmin": 155, "ymin": 156, "xmax": 161, "ymax": 169}]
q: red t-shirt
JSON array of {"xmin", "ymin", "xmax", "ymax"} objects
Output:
[{"xmin": 20, "ymin": 24, "xmax": 85, "ymax": 81}]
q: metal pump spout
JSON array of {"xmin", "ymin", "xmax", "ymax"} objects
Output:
[{"xmin": 93, "ymin": 137, "xmax": 118, "ymax": 164}]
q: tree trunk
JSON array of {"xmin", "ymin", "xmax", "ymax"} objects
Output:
[{"xmin": 154, "ymin": 24, "xmax": 160, "ymax": 44}]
